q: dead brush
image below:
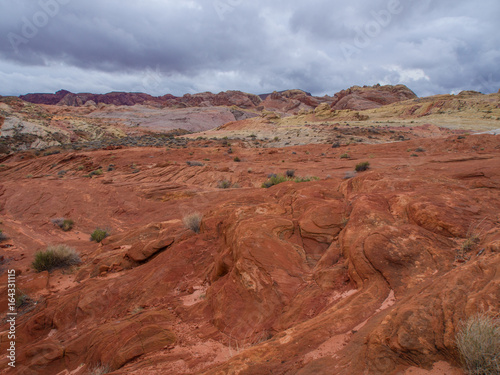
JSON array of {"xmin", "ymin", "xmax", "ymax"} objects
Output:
[
  {"xmin": 456, "ymin": 219, "xmax": 487, "ymax": 262},
  {"xmin": 455, "ymin": 313, "xmax": 500, "ymax": 375}
]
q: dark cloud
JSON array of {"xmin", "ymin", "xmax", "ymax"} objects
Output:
[{"xmin": 0, "ymin": 0, "xmax": 499, "ymax": 97}]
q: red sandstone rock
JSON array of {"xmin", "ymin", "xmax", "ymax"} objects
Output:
[
  {"xmin": 0, "ymin": 133, "xmax": 499, "ymax": 375},
  {"xmin": 331, "ymin": 84, "xmax": 418, "ymax": 110}
]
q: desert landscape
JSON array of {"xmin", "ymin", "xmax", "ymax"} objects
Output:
[{"xmin": 0, "ymin": 84, "xmax": 499, "ymax": 374}]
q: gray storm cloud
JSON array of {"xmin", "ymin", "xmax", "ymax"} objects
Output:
[{"xmin": 0, "ymin": 0, "xmax": 498, "ymax": 96}]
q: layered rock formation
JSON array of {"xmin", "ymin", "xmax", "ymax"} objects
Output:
[
  {"xmin": 331, "ymin": 84, "xmax": 418, "ymax": 110},
  {"xmin": 19, "ymin": 90, "xmax": 262, "ymax": 109}
]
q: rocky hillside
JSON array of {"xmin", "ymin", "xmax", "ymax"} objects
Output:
[
  {"xmin": 330, "ymin": 84, "xmax": 418, "ymax": 110},
  {"xmin": 18, "ymin": 84, "xmax": 416, "ymax": 114},
  {"xmin": 3, "ymin": 86, "xmax": 499, "ymax": 155}
]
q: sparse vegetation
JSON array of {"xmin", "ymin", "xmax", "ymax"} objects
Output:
[
  {"xmin": 0, "ymin": 230, "xmax": 7, "ymax": 243},
  {"xmin": 262, "ymin": 174, "xmax": 319, "ymax": 188},
  {"xmin": 233, "ymin": 156, "xmax": 241, "ymax": 162},
  {"xmin": 262, "ymin": 174, "xmax": 288, "ymax": 188},
  {"xmin": 183, "ymin": 212, "xmax": 202, "ymax": 233},
  {"xmin": 294, "ymin": 176, "xmax": 320, "ymax": 183},
  {"xmin": 51, "ymin": 218, "xmax": 74, "ymax": 232},
  {"xmin": 286, "ymin": 170, "xmax": 295, "ymax": 178},
  {"xmin": 32, "ymin": 244, "xmax": 81, "ymax": 272},
  {"xmin": 89, "ymin": 169, "xmax": 103, "ymax": 177},
  {"xmin": 355, "ymin": 161, "xmax": 370, "ymax": 172},
  {"xmin": 415, "ymin": 147, "xmax": 426, "ymax": 152},
  {"xmin": 15, "ymin": 289, "xmax": 32, "ymax": 309},
  {"xmin": 217, "ymin": 180, "xmax": 232, "ymax": 189},
  {"xmin": 456, "ymin": 313, "xmax": 500, "ymax": 375},
  {"xmin": 456, "ymin": 220, "xmax": 485, "ymax": 261},
  {"xmin": 186, "ymin": 161, "xmax": 204, "ymax": 167},
  {"xmin": 340, "ymin": 153, "xmax": 350, "ymax": 159},
  {"xmin": 91, "ymin": 228, "xmax": 109, "ymax": 243}
]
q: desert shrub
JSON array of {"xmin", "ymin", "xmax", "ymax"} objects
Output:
[
  {"xmin": 217, "ymin": 180, "xmax": 232, "ymax": 189},
  {"xmin": 331, "ymin": 142, "xmax": 341, "ymax": 148},
  {"xmin": 456, "ymin": 313, "xmax": 500, "ymax": 375},
  {"xmin": 233, "ymin": 156, "xmax": 241, "ymax": 162},
  {"xmin": 61, "ymin": 219, "xmax": 74, "ymax": 232},
  {"xmin": 32, "ymin": 244, "xmax": 81, "ymax": 272},
  {"xmin": 340, "ymin": 153, "xmax": 349, "ymax": 159},
  {"xmin": 91, "ymin": 228, "xmax": 109, "ymax": 243},
  {"xmin": 186, "ymin": 161, "xmax": 204, "ymax": 167},
  {"xmin": 294, "ymin": 176, "xmax": 319, "ymax": 183},
  {"xmin": 89, "ymin": 169, "xmax": 103, "ymax": 177},
  {"xmin": 51, "ymin": 217, "xmax": 65, "ymax": 227},
  {"xmin": 415, "ymin": 147, "xmax": 426, "ymax": 152},
  {"xmin": 457, "ymin": 220, "xmax": 485, "ymax": 260},
  {"xmin": 15, "ymin": 288, "xmax": 33, "ymax": 309},
  {"xmin": 462, "ymin": 235, "xmax": 480, "ymax": 253},
  {"xmin": 262, "ymin": 174, "xmax": 287, "ymax": 188},
  {"xmin": 355, "ymin": 161, "xmax": 370, "ymax": 172},
  {"xmin": 262, "ymin": 174, "xmax": 318, "ymax": 188},
  {"xmin": 0, "ymin": 230, "xmax": 7, "ymax": 242},
  {"xmin": 51, "ymin": 218, "xmax": 74, "ymax": 232},
  {"xmin": 286, "ymin": 170, "xmax": 295, "ymax": 178},
  {"xmin": 183, "ymin": 212, "xmax": 202, "ymax": 233}
]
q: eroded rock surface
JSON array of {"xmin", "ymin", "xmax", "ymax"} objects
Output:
[{"xmin": 0, "ymin": 131, "xmax": 499, "ymax": 375}]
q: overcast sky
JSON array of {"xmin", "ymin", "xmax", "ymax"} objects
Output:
[{"xmin": 0, "ymin": 0, "xmax": 499, "ymax": 97}]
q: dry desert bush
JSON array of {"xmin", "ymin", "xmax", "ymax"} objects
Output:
[{"xmin": 456, "ymin": 313, "xmax": 500, "ymax": 375}]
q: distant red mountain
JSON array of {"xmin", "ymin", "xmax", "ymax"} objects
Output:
[{"xmin": 18, "ymin": 84, "xmax": 418, "ymax": 112}]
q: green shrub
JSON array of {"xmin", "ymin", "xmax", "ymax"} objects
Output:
[
  {"xmin": 286, "ymin": 170, "xmax": 295, "ymax": 178},
  {"xmin": 91, "ymin": 228, "xmax": 109, "ymax": 242},
  {"xmin": 32, "ymin": 244, "xmax": 81, "ymax": 272},
  {"xmin": 183, "ymin": 212, "xmax": 202, "ymax": 233},
  {"xmin": 262, "ymin": 174, "xmax": 319, "ymax": 188},
  {"xmin": 340, "ymin": 153, "xmax": 349, "ymax": 159},
  {"xmin": 233, "ymin": 156, "xmax": 241, "ymax": 162},
  {"xmin": 262, "ymin": 174, "xmax": 288, "ymax": 188},
  {"xmin": 89, "ymin": 169, "xmax": 103, "ymax": 177},
  {"xmin": 355, "ymin": 161, "xmax": 370, "ymax": 172},
  {"xmin": 456, "ymin": 313, "xmax": 500, "ymax": 375},
  {"xmin": 62, "ymin": 219, "xmax": 74, "ymax": 232}
]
